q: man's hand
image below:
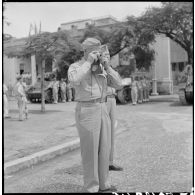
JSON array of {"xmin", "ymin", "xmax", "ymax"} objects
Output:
[
  {"xmin": 101, "ymin": 55, "xmax": 111, "ymax": 70},
  {"xmin": 87, "ymin": 51, "xmax": 100, "ymax": 65}
]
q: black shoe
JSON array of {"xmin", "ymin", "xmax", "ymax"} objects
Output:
[
  {"xmin": 99, "ymin": 185, "xmax": 117, "ymax": 193},
  {"xmin": 109, "ymin": 164, "xmax": 123, "ymax": 171}
]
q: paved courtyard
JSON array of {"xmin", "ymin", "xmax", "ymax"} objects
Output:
[{"xmin": 4, "ymin": 94, "xmax": 193, "ymax": 192}]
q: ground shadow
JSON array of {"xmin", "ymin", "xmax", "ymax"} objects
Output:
[{"xmin": 169, "ymin": 101, "xmax": 193, "ymax": 107}]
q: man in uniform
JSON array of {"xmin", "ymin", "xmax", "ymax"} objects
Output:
[
  {"xmin": 52, "ymin": 77, "xmax": 59, "ymax": 104},
  {"xmin": 68, "ymin": 37, "xmax": 122, "ymax": 193},
  {"xmin": 3, "ymin": 83, "xmax": 11, "ymax": 118},
  {"xmin": 66, "ymin": 80, "xmax": 72, "ymax": 102},
  {"xmin": 106, "ymin": 86, "xmax": 124, "ymax": 171},
  {"xmin": 14, "ymin": 76, "xmax": 28, "ymax": 121},
  {"xmin": 130, "ymin": 75, "xmax": 138, "ymax": 105},
  {"xmin": 59, "ymin": 78, "xmax": 66, "ymax": 102}
]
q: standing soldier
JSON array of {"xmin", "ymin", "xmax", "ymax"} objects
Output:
[
  {"xmin": 3, "ymin": 83, "xmax": 10, "ymax": 118},
  {"xmin": 14, "ymin": 76, "xmax": 28, "ymax": 121},
  {"xmin": 59, "ymin": 78, "xmax": 66, "ymax": 102},
  {"xmin": 106, "ymin": 86, "xmax": 123, "ymax": 171},
  {"xmin": 68, "ymin": 37, "xmax": 121, "ymax": 193},
  {"xmin": 137, "ymin": 76, "xmax": 143, "ymax": 104},
  {"xmin": 145, "ymin": 76, "xmax": 150, "ymax": 102},
  {"xmin": 105, "ymin": 47, "xmax": 123, "ymax": 171},
  {"xmin": 66, "ymin": 80, "xmax": 72, "ymax": 102},
  {"xmin": 130, "ymin": 76, "xmax": 138, "ymax": 105},
  {"xmin": 52, "ymin": 77, "xmax": 59, "ymax": 104},
  {"xmin": 142, "ymin": 75, "xmax": 147, "ymax": 102}
]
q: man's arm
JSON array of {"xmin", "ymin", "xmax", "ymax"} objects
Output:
[
  {"xmin": 68, "ymin": 62, "xmax": 91, "ymax": 86},
  {"xmin": 105, "ymin": 66, "xmax": 122, "ymax": 90}
]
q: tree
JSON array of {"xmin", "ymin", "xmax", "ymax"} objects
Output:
[
  {"xmin": 139, "ymin": 2, "xmax": 193, "ymax": 64},
  {"xmin": 5, "ymin": 30, "xmax": 83, "ymax": 111},
  {"xmin": 81, "ymin": 19, "xmax": 155, "ymax": 70}
]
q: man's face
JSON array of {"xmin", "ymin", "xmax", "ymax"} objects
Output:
[{"xmin": 84, "ymin": 46, "xmax": 101, "ymax": 58}]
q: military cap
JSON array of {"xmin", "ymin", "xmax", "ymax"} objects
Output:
[{"xmin": 82, "ymin": 37, "xmax": 101, "ymax": 50}]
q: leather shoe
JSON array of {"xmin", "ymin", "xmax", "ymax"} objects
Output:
[
  {"xmin": 109, "ymin": 164, "xmax": 123, "ymax": 171},
  {"xmin": 99, "ymin": 185, "xmax": 117, "ymax": 193}
]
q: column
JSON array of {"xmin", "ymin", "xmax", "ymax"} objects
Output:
[{"xmin": 151, "ymin": 61, "xmax": 159, "ymax": 96}]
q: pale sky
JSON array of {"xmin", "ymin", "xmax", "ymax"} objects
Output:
[{"xmin": 4, "ymin": 2, "xmax": 162, "ymax": 38}]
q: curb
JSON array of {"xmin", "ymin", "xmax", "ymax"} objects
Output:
[
  {"xmin": 4, "ymin": 139, "xmax": 80, "ymax": 175},
  {"xmin": 4, "ymin": 126, "xmax": 127, "ymax": 175}
]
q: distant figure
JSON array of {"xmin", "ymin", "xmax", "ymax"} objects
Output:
[
  {"xmin": 14, "ymin": 76, "xmax": 28, "ymax": 121},
  {"xmin": 137, "ymin": 76, "xmax": 143, "ymax": 104},
  {"xmin": 145, "ymin": 76, "xmax": 150, "ymax": 102},
  {"xmin": 3, "ymin": 84, "xmax": 10, "ymax": 118},
  {"xmin": 52, "ymin": 77, "xmax": 59, "ymax": 104},
  {"xmin": 142, "ymin": 76, "xmax": 147, "ymax": 102},
  {"xmin": 59, "ymin": 78, "xmax": 66, "ymax": 102},
  {"xmin": 66, "ymin": 80, "xmax": 72, "ymax": 102},
  {"xmin": 131, "ymin": 76, "xmax": 138, "ymax": 105}
]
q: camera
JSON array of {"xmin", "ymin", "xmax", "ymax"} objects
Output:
[{"xmin": 91, "ymin": 45, "xmax": 110, "ymax": 72}]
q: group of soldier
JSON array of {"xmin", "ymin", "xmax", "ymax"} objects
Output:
[
  {"xmin": 48, "ymin": 77, "xmax": 75, "ymax": 104},
  {"xmin": 131, "ymin": 75, "xmax": 150, "ymax": 105}
]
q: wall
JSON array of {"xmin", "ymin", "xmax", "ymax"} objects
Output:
[
  {"xmin": 170, "ymin": 39, "xmax": 188, "ymax": 63},
  {"xmin": 151, "ymin": 34, "xmax": 173, "ymax": 94},
  {"xmin": 3, "ymin": 55, "xmax": 31, "ymax": 86},
  {"xmin": 3, "ymin": 55, "xmax": 17, "ymax": 86}
]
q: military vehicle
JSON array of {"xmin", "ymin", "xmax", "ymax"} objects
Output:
[
  {"xmin": 26, "ymin": 73, "xmax": 55, "ymax": 103},
  {"xmin": 116, "ymin": 71, "xmax": 152, "ymax": 104},
  {"xmin": 178, "ymin": 64, "xmax": 193, "ymax": 105}
]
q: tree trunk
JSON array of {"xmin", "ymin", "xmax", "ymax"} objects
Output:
[
  {"xmin": 41, "ymin": 59, "xmax": 45, "ymax": 112},
  {"xmin": 187, "ymin": 50, "xmax": 193, "ymax": 65}
]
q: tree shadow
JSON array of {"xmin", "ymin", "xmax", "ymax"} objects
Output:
[{"xmin": 169, "ymin": 102, "xmax": 193, "ymax": 107}]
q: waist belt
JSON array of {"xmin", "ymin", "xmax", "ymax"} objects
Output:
[
  {"xmin": 107, "ymin": 94, "xmax": 115, "ymax": 98},
  {"xmin": 79, "ymin": 97, "xmax": 107, "ymax": 103}
]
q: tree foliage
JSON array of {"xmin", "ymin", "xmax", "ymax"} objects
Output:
[
  {"xmin": 139, "ymin": 2, "xmax": 193, "ymax": 63},
  {"xmin": 81, "ymin": 19, "xmax": 155, "ymax": 70}
]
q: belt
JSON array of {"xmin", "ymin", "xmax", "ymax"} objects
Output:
[
  {"xmin": 107, "ymin": 94, "xmax": 115, "ymax": 98},
  {"xmin": 79, "ymin": 97, "xmax": 107, "ymax": 103}
]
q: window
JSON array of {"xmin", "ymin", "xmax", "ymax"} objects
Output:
[
  {"xmin": 172, "ymin": 63, "xmax": 176, "ymax": 71},
  {"xmin": 20, "ymin": 63, "xmax": 24, "ymax": 75},
  {"xmin": 179, "ymin": 62, "xmax": 184, "ymax": 72}
]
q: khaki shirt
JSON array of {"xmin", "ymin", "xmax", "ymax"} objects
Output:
[
  {"xmin": 14, "ymin": 82, "xmax": 26, "ymax": 97},
  {"xmin": 68, "ymin": 58, "xmax": 122, "ymax": 102}
]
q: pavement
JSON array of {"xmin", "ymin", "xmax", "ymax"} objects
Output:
[
  {"xmin": 4, "ymin": 94, "xmax": 193, "ymax": 193},
  {"xmin": 4, "ymin": 94, "xmax": 191, "ymax": 175}
]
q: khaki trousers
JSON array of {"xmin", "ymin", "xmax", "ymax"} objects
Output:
[
  {"xmin": 75, "ymin": 102, "xmax": 111, "ymax": 192},
  {"xmin": 52, "ymin": 88, "xmax": 58, "ymax": 103},
  {"xmin": 106, "ymin": 97, "xmax": 116, "ymax": 165},
  {"xmin": 60, "ymin": 89, "xmax": 66, "ymax": 102},
  {"xmin": 16, "ymin": 97, "xmax": 25, "ymax": 120}
]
